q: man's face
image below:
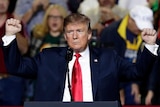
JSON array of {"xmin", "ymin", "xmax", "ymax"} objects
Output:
[
  {"xmin": 64, "ymin": 23, "xmax": 91, "ymax": 53},
  {"xmin": 0, "ymin": 0, "xmax": 9, "ymax": 14}
]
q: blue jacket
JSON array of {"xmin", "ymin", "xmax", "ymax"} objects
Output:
[{"xmin": 2, "ymin": 40, "xmax": 156, "ymax": 101}]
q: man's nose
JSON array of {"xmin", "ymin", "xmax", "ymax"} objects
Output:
[{"xmin": 73, "ymin": 31, "xmax": 78, "ymax": 39}]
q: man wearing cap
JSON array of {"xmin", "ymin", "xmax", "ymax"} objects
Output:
[{"xmin": 100, "ymin": 5, "xmax": 154, "ymax": 105}]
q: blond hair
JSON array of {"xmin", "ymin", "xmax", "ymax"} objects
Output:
[{"xmin": 33, "ymin": 4, "xmax": 68, "ymax": 38}]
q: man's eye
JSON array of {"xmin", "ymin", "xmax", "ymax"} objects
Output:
[
  {"xmin": 67, "ymin": 31, "xmax": 71, "ymax": 33},
  {"xmin": 66, "ymin": 31, "xmax": 73, "ymax": 34},
  {"xmin": 77, "ymin": 30, "xmax": 83, "ymax": 32}
]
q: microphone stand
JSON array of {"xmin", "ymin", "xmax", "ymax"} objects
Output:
[
  {"xmin": 67, "ymin": 63, "xmax": 73, "ymax": 101},
  {"xmin": 66, "ymin": 47, "xmax": 73, "ymax": 101}
]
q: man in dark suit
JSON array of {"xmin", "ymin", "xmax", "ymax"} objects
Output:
[{"xmin": 1, "ymin": 13, "xmax": 158, "ymax": 103}]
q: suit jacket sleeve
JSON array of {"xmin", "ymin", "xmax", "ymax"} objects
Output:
[
  {"xmin": 2, "ymin": 39, "xmax": 38, "ymax": 78},
  {"xmin": 116, "ymin": 46, "xmax": 157, "ymax": 81}
]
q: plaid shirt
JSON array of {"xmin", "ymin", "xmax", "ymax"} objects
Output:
[{"xmin": 29, "ymin": 33, "xmax": 67, "ymax": 57}]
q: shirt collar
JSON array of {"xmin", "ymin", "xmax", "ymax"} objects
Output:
[{"xmin": 73, "ymin": 46, "xmax": 89, "ymax": 58}]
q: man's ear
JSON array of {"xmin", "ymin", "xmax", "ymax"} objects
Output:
[{"xmin": 88, "ymin": 32, "xmax": 92, "ymax": 40}]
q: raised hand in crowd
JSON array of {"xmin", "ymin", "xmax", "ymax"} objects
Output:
[{"xmin": 141, "ymin": 28, "xmax": 157, "ymax": 45}]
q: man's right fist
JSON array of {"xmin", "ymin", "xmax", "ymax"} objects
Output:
[{"xmin": 5, "ymin": 18, "xmax": 22, "ymax": 36}]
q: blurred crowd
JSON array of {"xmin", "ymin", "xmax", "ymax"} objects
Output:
[{"xmin": 0, "ymin": 0, "xmax": 160, "ymax": 106}]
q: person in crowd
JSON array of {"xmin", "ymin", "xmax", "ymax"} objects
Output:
[
  {"xmin": 93, "ymin": 0, "xmax": 128, "ymax": 36},
  {"xmin": 78, "ymin": 0, "xmax": 128, "ymax": 32},
  {"xmin": 1, "ymin": 13, "xmax": 158, "ymax": 105},
  {"xmin": 14, "ymin": 0, "xmax": 69, "ymax": 36},
  {"xmin": 29, "ymin": 4, "xmax": 68, "ymax": 57},
  {"xmin": 97, "ymin": 0, "xmax": 128, "ymax": 26},
  {"xmin": 78, "ymin": 0, "xmax": 100, "ymax": 28},
  {"xmin": 100, "ymin": 5, "xmax": 154, "ymax": 105},
  {"xmin": 0, "ymin": 0, "xmax": 28, "ymax": 105},
  {"xmin": 67, "ymin": 0, "xmax": 83, "ymax": 13},
  {"xmin": 118, "ymin": 0, "xmax": 158, "ymax": 11}
]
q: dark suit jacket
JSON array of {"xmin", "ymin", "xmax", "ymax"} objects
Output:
[{"xmin": 2, "ymin": 40, "xmax": 157, "ymax": 101}]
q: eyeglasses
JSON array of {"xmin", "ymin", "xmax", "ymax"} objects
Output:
[{"xmin": 48, "ymin": 15, "xmax": 63, "ymax": 20}]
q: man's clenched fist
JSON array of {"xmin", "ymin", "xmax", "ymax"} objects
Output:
[{"xmin": 5, "ymin": 18, "xmax": 22, "ymax": 35}]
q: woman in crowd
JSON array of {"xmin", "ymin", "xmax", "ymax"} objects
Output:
[{"xmin": 29, "ymin": 4, "xmax": 68, "ymax": 57}]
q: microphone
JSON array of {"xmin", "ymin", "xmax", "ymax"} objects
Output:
[
  {"xmin": 66, "ymin": 47, "xmax": 73, "ymax": 62},
  {"xmin": 66, "ymin": 47, "xmax": 73, "ymax": 101}
]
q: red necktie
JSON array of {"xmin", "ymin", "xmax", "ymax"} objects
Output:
[{"xmin": 71, "ymin": 53, "xmax": 83, "ymax": 101}]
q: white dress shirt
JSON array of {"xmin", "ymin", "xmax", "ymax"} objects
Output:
[{"xmin": 63, "ymin": 46, "xmax": 93, "ymax": 102}]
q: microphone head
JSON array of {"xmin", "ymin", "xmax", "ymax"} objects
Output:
[{"xmin": 66, "ymin": 47, "xmax": 73, "ymax": 62}]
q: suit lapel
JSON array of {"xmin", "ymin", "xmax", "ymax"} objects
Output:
[
  {"xmin": 90, "ymin": 47, "xmax": 100, "ymax": 100},
  {"xmin": 57, "ymin": 47, "xmax": 68, "ymax": 99}
]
